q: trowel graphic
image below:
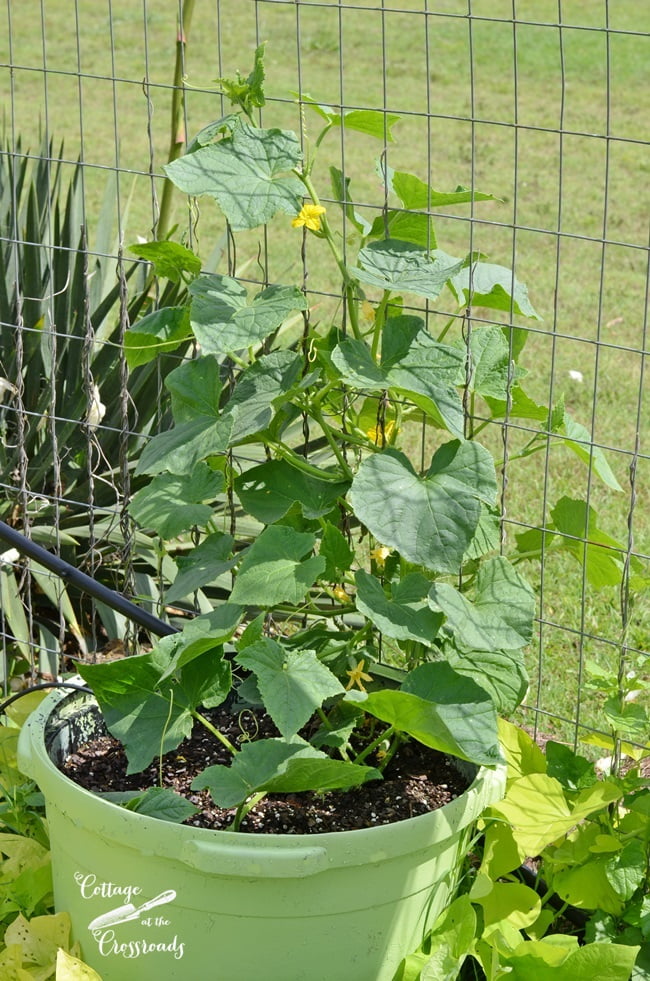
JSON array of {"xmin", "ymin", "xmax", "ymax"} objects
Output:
[{"xmin": 88, "ymin": 889, "xmax": 177, "ymax": 932}]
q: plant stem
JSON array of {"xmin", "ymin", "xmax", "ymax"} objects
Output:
[
  {"xmin": 353, "ymin": 725, "xmax": 396, "ymax": 766},
  {"xmin": 296, "ymin": 171, "xmax": 362, "ymax": 341},
  {"xmin": 268, "ymin": 441, "xmax": 348, "ymax": 482},
  {"xmin": 192, "ymin": 708, "xmax": 237, "ymax": 755},
  {"xmin": 371, "ymin": 290, "xmax": 390, "ymax": 361},
  {"xmin": 157, "ymin": 0, "xmax": 196, "ymax": 240},
  {"xmin": 231, "ymin": 791, "xmax": 266, "ymax": 832}
]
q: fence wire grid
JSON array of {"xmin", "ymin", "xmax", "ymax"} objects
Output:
[{"xmin": 1, "ymin": 0, "xmax": 649, "ymax": 752}]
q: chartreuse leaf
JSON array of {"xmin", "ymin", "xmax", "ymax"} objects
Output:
[
  {"xmin": 189, "ymin": 273, "xmax": 307, "ymax": 355},
  {"xmin": 165, "ymin": 122, "xmax": 304, "ymax": 231},
  {"xmin": 234, "ymin": 459, "xmax": 349, "ymax": 523},
  {"xmin": 124, "ymin": 306, "xmax": 192, "ymax": 369},
  {"xmin": 76, "ymin": 635, "xmax": 232, "ymax": 774},
  {"xmin": 193, "ymin": 738, "xmax": 379, "ymax": 809},
  {"xmin": 447, "ymin": 259, "xmax": 540, "ymax": 319},
  {"xmin": 429, "ymin": 556, "xmax": 536, "ymax": 651},
  {"xmin": 235, "ymin": 638, "xmax": 344, "ymax": 737},
  {"xmin": 166, "ymin": 532, "xmax": 237, "ymax": 603},
  {"xmin": 497, "ymin": 718, "xmax": 546, "ymax": 782},
  {"xmin": 355, "ymin": 570, "xmax": 442, "ymax": 645},
  {"xmin": 127, "ymin": 240, "xmax": 201, "ymax": 282},
  {"xmin": 349, "ymin": 442, "xmax": 497, "ymax": 574},
  {"xmin": 230, "ymin": 525, "xmax": 326, "ymax": 606},
  {"xmin": 355, "ymin": 240, "xmax": 464, "ymax": 300},
  {"xmin": 471, "ymin": 879, "xmax": 542, "ymax": 931},
  {"xmin": 130, "ymin": 463, "xmax": 224, "ymax": 538},
  {"xmin": 332, "ymin": 316, "xmax": 466, "ymax": 436},
  {"xmin": 495, "ymin": 936, "xmax": 639, "ymax": 980},
  {"xmin": 408, "ymin": 895, "xmax": 476, "ymax": 981},
  {"xmin": 4, "ymin": 911, "xmax": 72, "ymax": 970},
  {"xmin": 56, "ymin": 947, "xmax": 103, "ymax": 979},
  {"xmin": 359, "ymin": 662, "xmax": 502, "ymax": 766}
]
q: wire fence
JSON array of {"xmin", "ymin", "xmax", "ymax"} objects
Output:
[{"xmin": 1, "ymin": 0, "xmax": 649, "ymax": 752}]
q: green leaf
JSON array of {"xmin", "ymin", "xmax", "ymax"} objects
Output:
[
  {"xmin": 166, "ymin": 532, "xmax": 237, "ymax": 603},
  {"xmin": 368, "ymin": 210, "xmax": 437, "ymax": 249},
  {"xmin": 194, "ymin": 738, "xmax": 379, "ymax": 809},
  {"xmin": 383, "ymin": 164, "xmax": 500, "ymax": 210},
  {"xmin": 416, "ymin": 895, "xmax": 476, "ymax": 981},
  {"xmin": 189, "ymin": 273, "xmax": 307, "ymax": 355},
  {"xmin": 429, "ymin": 556, "xmax": 536, "ymax": 651},
  {"xmin": 329, "ymin": 166, "xmax": 372, "ymax": 235},
  {"xmin": 225, "ymin": 350, "xmax": 304, "ymax": 444},
  {"xmin": 124, "ymin": 786, "xmax": 199, "ymax": 824},
  {"xmin": 235, "ymin": 638, "xmax": 343, "ymax": 737},
  {"xmin": 127, "ymin": 240, "xmax": 201, "ymax": 282},
  {"xmin": 166, "ymin": 355, "xmax": 222, "ymax": 423},
  {"xmin": 354, "ymin": 570, "xmax": 442, "ymax": 645},
  {"xmin": 332, "ymin": 316, "xmax": 466, "ymax": 437},
  {"xmin": 302, "ymin": 97, "xmax": 400, "ymax": 141},
  {"xmin": 349, "ymin": 442, "xmax": 497, "ymax": 574},
  {"xmin": 605, "ymin": 840, "xmax": 647, "ymax": 901},
  {"xmin": 319, "ymin": 522, "xmax": 355, "ymax": 580},
  {"xmin": 448, "ymin": 260, "xmax": 540, "ymax": 319},
  {"xmin": 234, "ymin": 459, "xmax": 349, "ymax": 523},
  {"xmin": 165, "ymin": 122, "xmax": 304, "ymax": 231},
  {"xmin": 215, "ymin": 42, "xmax": 266, "ymax": 114},
  {"xmin": 355, "ymin": 240, "xmax": 465, "ymax": 300},
  {"xmin": 124, "ymin": 306, "xmax": 191, "ymax": 369},
  {"xmin": 467, "ymin": 324, "xmax": 521, "ymax": 399},
  {"xmin": 561, "ymin": 415, "xmax": 623, "ymax": 491},
  {"xmin": 498, "ymin": 937, "xmax": 639, "ymax": 980},
  {"xmin": 130, "ymin": 463, "xmax": 224, "ymax": 538},
  {"xmin": 134, "ymin": 414, "xmax": 233, "ymax": 477},
  {"xmin": 551, "ymin": 497, "xmax": 625, "ymax": 587},
  {"xmin": 545, "ymin": 741, "xmax": 597, "ymax": 791},
  {"xmin": 230, "ymin": 525, "xmax": 326, "ymax": 606},
  {"xmin": 364, "ymin": 662, "xmax": 503, "ymax": 766},
  {"xmin": 449, "ymin": 647, "xmax": 529, "ymax": 714}
]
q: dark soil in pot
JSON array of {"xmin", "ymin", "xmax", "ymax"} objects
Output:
[{"xmin": 60, "ymin": 704, "xmax": 471, "ymax": 834}]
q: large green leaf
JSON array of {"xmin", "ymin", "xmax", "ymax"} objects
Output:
[
  {"xmin": 235, "ymin": 638, "xmax": 344, "ymax": 737},
  {"xmin": 448, "ymin": 647, "xmax": 529, "ymax": 714},
  {"xmin": 130, "ymin": 463, "xmax": 224, "ymax": 538},
  {"xmin": 448, "ymin": 260, "xmax": 540, "ymax": 319},
  {"xmin": 134, "ymin": 414, "xmax": 233, "ymax": 476},
  {"xmin": 358, "ymin": 662, "xmax": 502, "ymax": 766},
  {"xmin": 234, "ymin": 459, "xmax": 349, "ymax": 523},
  {"xmin": 560, "ymin": 415, "xmax": 622, "ymax": 491},
  {"xmin": 332, "ymin": 316, "xmax": 465, "ymax": 436},
  {"xmin": 165, "ymin": 123, "xmax": 304, "ymax": 230},
  {"xmin": 194, "ymin": 737, "xmax": 379, "ymax": 809},
  {"xmin": 166, "ymin": 532, "xmax": 237, "ymax": 603},
  {"xmin": 429, "ymin": 556, "xmax": 536, "ymax": 651},
  {"xmin": 349, "ymin": 443, "xmax": 497, "ymax": 573},
  {"xmin": 224, "ymin": 350, "xmax": 304, "ymax": 444},
  {"xmin": 355, "ymin": 240, "xmax": 465, "ymax": 300},
  {"xmin": 551, "ymin": 496, "xmax": 625, "ymax": 587},
  {"xmin": 166, "ymin": 355, "xmax": 222, "ymax": 423},
  {"xmin": 303, "ymin": 97, "xmax": 400, "ymax": 141},
  {"xmin": 230, "ymin": 525, "xmax": 326, "ymax": 606},
  {"xmin": 467, "ymin": 324, "xmax": 522, "ymax": 400},
  {"xmin": 354, "ymin": 570, "xmax": 442, "ymax": 645},
  {"xmin": 189, "ymin": 273, "xmax": 307, "ymax": 355}
]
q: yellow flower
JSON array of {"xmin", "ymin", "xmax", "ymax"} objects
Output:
[
  {"xmin": 369, "ymin": 545, "xmax": 391, "ymax": 569},
  {"xmin": 366, "ymin": 419, "xmax": 396, "ymax": 446},
  {"xmin": 345, "ymin": 658, "xmax": 373, "ymax": 692},
  {"xmin": 331, "ymin": 585, "xmax": 349, "ymax": 604},
  {"xmin": 292, "ymin": 204, "xmax": 326, "ymax": 231}
]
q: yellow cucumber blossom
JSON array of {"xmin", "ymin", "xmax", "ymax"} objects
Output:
[
  {"xmin": 331, "ymin": 585, "xmax": 349, "ymax": 604},
  {"xmin": 369, "ymin": 545, "xmax": 392, "ymax": 569},
  {"xmin": 366, "ymin": 419, "xmax": 396, "ymax": 446},
  {"xmin": 292, "ymin": 203, "xmax": 326, "ymax": 231},
  {"xmin": 345, "ymin": 658, "xmax": 373, "ymax": 692}
]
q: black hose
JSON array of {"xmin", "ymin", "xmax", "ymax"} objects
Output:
[
  {"xmin": 0, "ymin": 680, "xmax": 93, "ymax": 716},
  {"xmin": 0, "ymin": 519, "xmax": 178, "ymax": 638}
]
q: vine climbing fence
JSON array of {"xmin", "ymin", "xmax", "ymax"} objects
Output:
[{"xmin": 1, "ymin": 0, "xmax": 649, "ymax": 757}]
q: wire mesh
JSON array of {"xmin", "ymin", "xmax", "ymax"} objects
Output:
[{"xmin": 0, "ymin": 0, "xmax": 648, "ymax": 753}]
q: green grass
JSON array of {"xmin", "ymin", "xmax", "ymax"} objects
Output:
[{"xmin": 1, "ymin": 0, "xmax": 648, "ymax": 745}]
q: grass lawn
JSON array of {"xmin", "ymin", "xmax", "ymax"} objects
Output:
[{"xmin": 1, "ymin": 0, "xmax": 649, "ymax": 743}]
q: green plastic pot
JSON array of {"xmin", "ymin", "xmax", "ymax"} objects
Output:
[{"xmin": 18, "ymin": 685, "xmax": 506, "ymax": 981}]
